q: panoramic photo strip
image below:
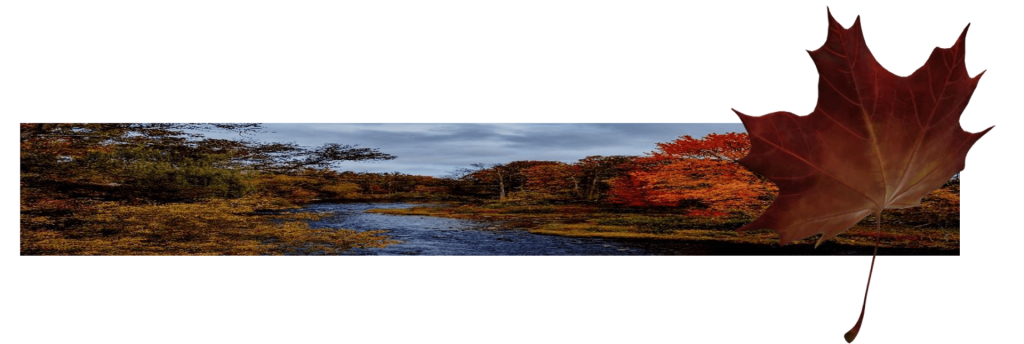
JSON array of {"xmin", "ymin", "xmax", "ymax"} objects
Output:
[{"xmin": 20, "ymin": 123, "xmax": 959, "ymax": 255}]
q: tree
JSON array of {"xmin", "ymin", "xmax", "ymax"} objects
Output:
[
  {"xmin": 522, "ymin": 162, "xmax": 577, "ymax": 200},
  {"xmin": 440, "ymin": 166, "xmax": 487, "ymax": 198},
  {"xmin": 21, "ymin": 123, "xmax": 395, "ymax": 173},
  {"xmin": 446, "ymin": 157, "xmax": 635, "ymax": 203},
  {"xmin": 466, "ymin": 163, "xmax": 511, "ymax": 201},
  {"xmin": 607, "ymin": 133, "xmax": 776, "ymax": 217},
  {"xmin": 574, "ymin": 155, "xmax": 634, "ymax": 201},
  {"xmin": 237, "ymin": 142, "xmax": 395, "ymax": 174},
  {"xmin": 20, "ymin": 123, "xmax": 396, "ymax": 202}
]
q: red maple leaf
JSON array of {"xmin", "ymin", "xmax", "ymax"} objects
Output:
[{"xmin": 733, "ymin": 10, "xmax": 991, "ymax": 342}]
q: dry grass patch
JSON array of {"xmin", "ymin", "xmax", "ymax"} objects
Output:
[{"xmin": 21, "ymin": 197, "xmax": 397, "ymax": 255}]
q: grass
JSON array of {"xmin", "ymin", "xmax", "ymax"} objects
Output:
[
  {"xmin": 594, "ymin": 215, "xmax": 750, "ymax": 233},
  {"xmin": 21, "ymin": 196, "xmax": 398, "ymax": 255},
  {"xmin": 367, "ymin": 203, "xmax": 959, "ymax": 250}
]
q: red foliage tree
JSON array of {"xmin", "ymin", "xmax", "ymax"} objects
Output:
[{"xmin": 608, "ymin": 133, "xmax": 776, "ymax": 216}]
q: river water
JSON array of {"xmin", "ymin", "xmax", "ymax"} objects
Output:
[
  {"xmin": 297, "ymin": 202, "xmax": 958, "ymax": 255},
  {"xmin": 299, "ymin": 202, "xmax": 642, "ymax": 255}
]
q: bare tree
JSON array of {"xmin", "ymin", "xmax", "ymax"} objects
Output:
[{"xmin": 475, "ymin": 162, "xmax": 512, "ymax": 200}]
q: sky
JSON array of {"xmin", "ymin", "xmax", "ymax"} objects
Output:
[{"xmin": 205, "ymin": 123, "xmax": 745, "ymax": 177}]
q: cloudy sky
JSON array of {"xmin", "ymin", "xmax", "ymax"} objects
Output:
[{"xmin": 207, "ymin": 123, "xmax": 745, "ymax": 177}]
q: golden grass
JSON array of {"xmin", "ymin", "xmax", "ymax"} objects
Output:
[{"xmin": 21, "ymin": 197, "xmax": 398, "ymax": 255}]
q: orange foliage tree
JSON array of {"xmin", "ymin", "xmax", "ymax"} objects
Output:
[{"xmin": 608, "ymin": 133, "xmax": 776, "ymax": 217}]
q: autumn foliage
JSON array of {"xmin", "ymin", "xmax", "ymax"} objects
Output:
[
  {"xmin": 20, "ymin": 123, "xmax": 959, "ymax": 256},
  {"xmin": 19, "ymin": 124, "xmax": 399, "ymax": 255},
  {"xmin": 607, "ymin": 133, "xmax": 776, "ymax": 217}
]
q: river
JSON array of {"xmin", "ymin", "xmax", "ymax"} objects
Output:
[
  {"xmin": 299, "ymin": 202, "xmax": 643, "ymax": 255},
  {"xmin": 297, "ymin": 202, "xmax": 959, "ymax": 256}
]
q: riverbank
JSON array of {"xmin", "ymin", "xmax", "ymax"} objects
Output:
[{"xmin": 366, "ymin": 203, "xmax": 960, "ymax": 254}]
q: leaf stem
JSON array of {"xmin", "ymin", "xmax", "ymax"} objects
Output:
[{"xmin": 847, "ymin": 210, "xmax": 880, "ymax": 341}]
